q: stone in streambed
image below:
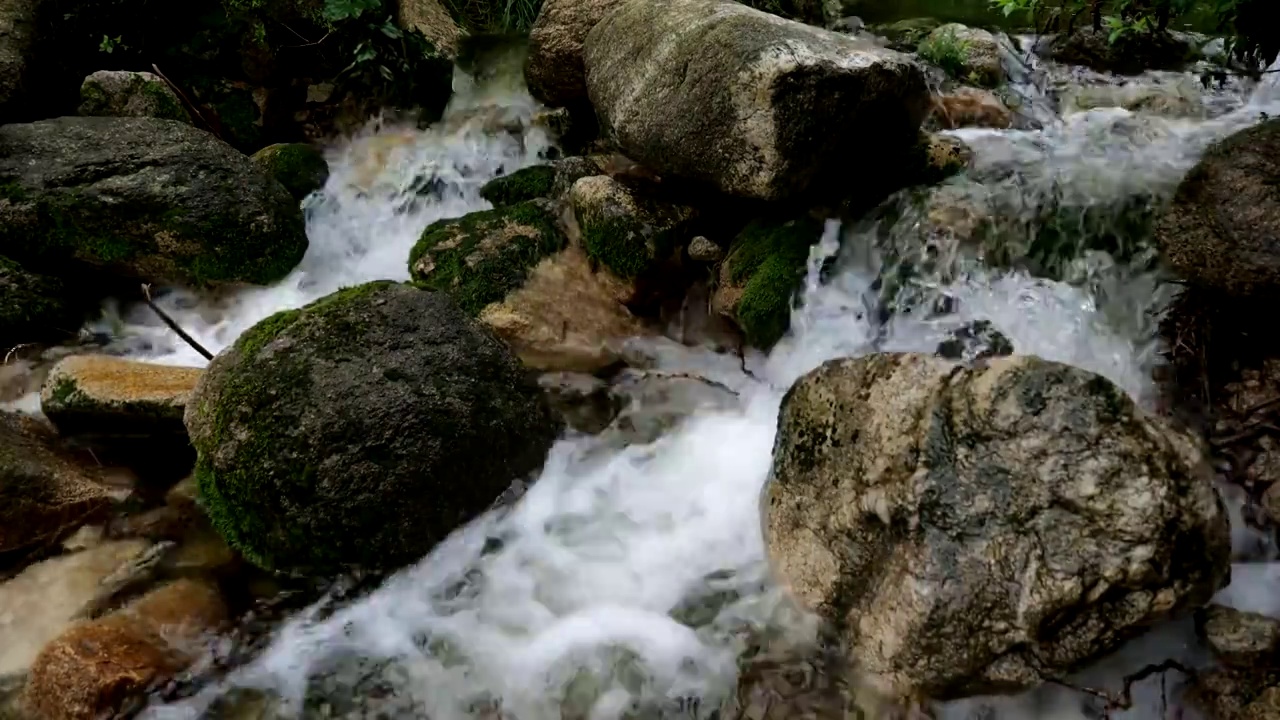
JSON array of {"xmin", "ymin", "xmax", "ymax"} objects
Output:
[
  {"xmin": 917, "ymin": 23, "xmax": 1006, "ymax": 88},
  {"xmin": 582, "ymin": 0, "xmax": 930, "ymax": 202},
  {"xmin": 0, "ymin": 116, "xmax": 307, "ymax": 288},
  {"xmin": 569, "ymin": 174, "xmax": 697, "ymax": 280},
  {"xmin": 184, "ymin": 281, "xmax": 562, "ymax": 574},
  {"xmin": 764, "ymin": 353, "xmax": 1230, "ymax": 700},
  {"xmin": 78, "ymin": 70, "xmax": 191, "ymax": 123},
  {"xmin": 479, "ymin": 156, "xmax": 600, "ymax": 207},
  {"xmin": 250, "ymin": 143, "xmax": 329, "ymax": 202}
]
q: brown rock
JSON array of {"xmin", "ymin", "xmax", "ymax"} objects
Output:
[
  {"xmin": 1243, "ymin": 686, "xmax": 1280, "ymax": 720},
  {"xmin": 40, "ymin": 354, "xmax": 201, "ymax": 438},
  {"xmin": 21, "ymin": 579, "xmax": 226, "ymax": 720},
  {"xmin": 0, "ymin": 539, "xmax": 152, "ymax": 678},
  {"xmin": 478, "ymin": 245, "xmax": 652, "ymax": 373},
  {"xmin": 928, "ymin": 87, "xmax": 1013, "ymax": 130},
  {"xmin": 397, "ymin": 0, "xmax": 463, "ymax": 56},
  {"xmin": 0, "ymin": 412, "xmax": 117, "ymax": 562},
  {"xmin": 1201, "ymin": 604, "xmax": 1280, "ymax": 669},
  {"xmin": 524, "ymin": 0, "xmax": 625, "ymax": 107}
]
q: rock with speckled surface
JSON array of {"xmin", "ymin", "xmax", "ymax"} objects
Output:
[
  {"xmin": 764, "ymin": 352, "xmax": 1231, "ymax": 701},
  {"xmin": 581, "ymin": 0, "xmax": 930, "ymax": 202}
]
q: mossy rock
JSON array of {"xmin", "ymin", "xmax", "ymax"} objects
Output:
[
  {"xmin": 408, "ymin": 199, "xmax": 568, "ymax": 315},
  {"xmin": 40, "ymin": 354, "xmax": 202, "ymax": 439},
  {"xmin": 868, "ymin": 17, "xmax": 942, "ymax": 52},
  {"xmin": 78, "ymin": 70, "xmax": 191, "ymax": 123},
  {"xmin": 0, "ymin": 116, "xmax": 307, "ymax": 288},
  {"xmin": 570, "ymin": 175, "xmax": 697, "ymax": 280},
  {"xmin": 251, "ymin": 143, "xmax": 330, "ymax": 201},
  {"xmin": 184, "ymin": 281, "xmax": 563, "ymax": 574},
  {"xmin": 907, "ymin": 132, "xmax": 973, "ymax": 186},
  {"xmin": 479, "ymin": 157, "xmax": 602, "ymax": 207},
  {"xmin": 715, "ymin": 216, "xmax": 824, "ymax": 349},
  {"xmin": 0, "ymin": 255, "xmax": 97, "ymax": 347},
  {"xmin": 1047, "ymin": 27, "xmax": 1196, "ymax": 75},
  {"xmin": 917, "ymin": 23, "xmax": 1005, "ymax": 88}
]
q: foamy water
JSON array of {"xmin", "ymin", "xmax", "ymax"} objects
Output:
[{"xmin": 110, "ymin": 47, "xmax": 1280, "ymax": 720}]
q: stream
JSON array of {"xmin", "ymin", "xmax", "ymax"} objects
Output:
[{"xmin": 79, "ymin": 32, "xmax": 1280, "ymax": 720}]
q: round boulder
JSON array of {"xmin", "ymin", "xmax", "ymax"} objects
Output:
[
  {"xmin": 764, "ymin": 353, "xmax": 1231, "ymax": 700},
  {"xmin": 184, "ymin": 281, "xmax": 563, "ymax": 574}
]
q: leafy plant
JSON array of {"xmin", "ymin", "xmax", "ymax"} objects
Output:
[{"xmin": 917, "ymin": 27, "xmax": 973, "ymax": 79}]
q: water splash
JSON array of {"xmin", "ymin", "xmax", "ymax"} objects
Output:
[{"xmin": 125, "ymin": 52, "xmax": 1280, "ymax": 720}]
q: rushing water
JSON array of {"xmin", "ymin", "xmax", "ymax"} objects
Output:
[{"xmin": 92, "ymin": 38, "xmax": 1280, "ymax": 720}]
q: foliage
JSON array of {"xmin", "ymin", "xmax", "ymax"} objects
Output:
[
  {"xmin": 988, "ymin": 0, "xmax": 1276, "ymax": 72},
  {"xmin": 918, "ymin": 27, "xmax": 972, "ymax": 79}
]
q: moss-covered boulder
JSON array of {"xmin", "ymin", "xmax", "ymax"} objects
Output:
[
  {"xmin": 408, "ymin": 199, "xmax": 567, "ymax": 315},
  {"xmin": 78, "ymin": 70, "xmax": 191, "ymax": 123},
  {"xmin": 0, "ymin": 255, "xmax": 97, "ymax": 348},
  {"xmin": 712, "ymin": 216, "xmax": 824, "ymax": 349},
  {"xmin": 479, "ymin": 156, "xmax": 600, "ymax": 207},
  {"xmin": 1047, "ymin": 27, "xmax": 1195, "ymax": 75},
  {"xmin": 0, "ymin": 116, "xmax": 307, "ymax": 288},
  {"xmin": 917, "ymin": 23, "xmax": 1006, "ymax": 88},
  {"xmin": 569, "ymin": 175, "xmax": 696, "ymax": 279},
  {"xmin": 868, "ymin": 17, "xmax": 941, "ymax": 53},
  {"xmin": 184, "ymin": 281, "xmax": 563, "ymax": 574},
  {"xmin": 250, "ymin": 143, "xmax": 330, "ymax": 201}
]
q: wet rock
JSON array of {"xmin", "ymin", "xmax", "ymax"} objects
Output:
[
  {"xmin": 538, "ymin": 371, "xmax": 624, "ymax": 434},
  {"xmin": 687, "ymin": 236, "xmax": 724, "ymax": 263},
  {"xmin": 927, "ymin": 87, "xmax": 1014, "ymax": 130},
  {"xmin": 1244, "ymin": 686, "xmax": 1280, "ymax": 720},
  {"xmin": 1061, "ymin": 80, "xmax": 1204, "ymax": 119},
  {"xmin": 0, "ymin": 412, "xmax": 118, "ymax": 564},
  {"xmin": 1263, "ymin": 482, "xmax": 1280, "ymax": 526},
  {"xmin": 0, "ymin": 539, "xmax": 152, "ymax": 678},
  {"xmin": 480, "ymin": 157, "xmax": 601, "ymax": 207},
  {"xmin": 23, "ymin": 578, "xmax": 226, "ymax": 720},
  {"xmin": 596, "ymin": 370, "xmax": 740, "ymax": 447},
  {"xmin": 409, "ymin": 199, "xmax": 568, "ymax": 315},
  {"xmin": 713, "ymin": 216, "xmax": 824, "ymax": 349},
  {"xmin": 918, "ymin": 24, "xmax": 1004, "ymax": 88},
  {"xmin": 570, "ymin": 175, "xmax": 696, "ymax": 280},
  {"xmin": 0, "ymin": 117, "xmax": 307, "ymax": 288},
  {"xmin": 249, "ymin": 143, "xmax": 329, "ymax": 202},
  {"xmin": 582, "ymin": 0, "xmax": 930, "ymax": 202},
  {"xmin": 1154, "ymin": 119, "xmax": 1280, "ymax": 297},
  {"xmin": 1200, "ymin": 605, "xmax": 1280, "ymax": 669},
  {"xmin": 78, "ymin": 70, "xmax": 190, "ymax": 123},
  {"xmin": 397, "ymin": 0, "xmax": 463, "ymax": 57},
  {"xmin": 1046, "ymin": 28, "xmax": 1194, "ymax": 75},
  {"xmin": 1188, "ymin": 667, "xmax": 1280, "ymax": 720},
  {"xmin": 868, "ymin": 17, "xmax": 941, "ymax": 53},
  {"xmin": 40, "ymin": 355, "xmax": 200, "ymax": 441},
  {"xmin": 478, "ymin": 245, "xmax": 651, "ymax": 373},
  {"xmin": 934, "ymin": 320, "xmax": 1013, "ymax": 364},
  {"xmin": 0, "ymin": 255, "xmax": 97, "ymax": 348},
  {"xmin": 765, "ymin": 353, "xmax": 1231, "ymax": 700},
  {"xmin": 184, "ymin": 281, "xmax": 563, "ymax": 574},
  {"xmin": 524, "ymin": 0, "xmax": 626, "ymax": 108},
  {"xmin": 907, "ymin": 132, "xmax": 972, "ymax": 186}
]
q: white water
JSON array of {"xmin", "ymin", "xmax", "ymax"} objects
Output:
[{"xmin": 104, "ymin": 48, "xmax": 1280, "ymax": 720}]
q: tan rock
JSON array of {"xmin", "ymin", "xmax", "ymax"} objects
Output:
[
  {"xmin": 21, "ymin": 578, "xmax": 226, "ymax": 720},
  {"xmin": 0, "ymin": 540, "xmax": 152, "ymax": 677},
  {"xmin": 397, "ymin": 0, "xmax": 463, "ymax": 57},
  {"xmin": 479, "ymin": 245, "xmax": 652, "ymax": 373},
  {"xmin": 928, "ymin": 87, "xmax": 1013, "ymax": 130},
  {"xmin": 0, "ymin": 412, "xmax": 117, "ymax": 561},
  {"xmin": 40, "ymin": 354, "xmax": 201, "ymax": 438},
  {"xmin": 524, "ymin": 0, "xmax": 626, "ymax": 107}
]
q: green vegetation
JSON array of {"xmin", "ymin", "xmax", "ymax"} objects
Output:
[
  {"xmin": 479, "ymin": 165, "xmax": 557, "ymax": 207},
  {"xmin": 918, "ymin": 26, "xmax": 973, "ymax": 79},
  {"xmin": 724, "ymin": 217, "xmax": 823, "ymax": 349},
  {"xmin": 251, "ymin": 143, "xmax": 330, "ymax": 201}
]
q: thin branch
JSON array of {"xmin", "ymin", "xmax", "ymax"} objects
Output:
[
  {"xmin": 141, "ymin": 284, "xmax": 213, "ymax": 361},
  {"xmin": 150, "ymin": 64, "xmax": 226, "ymax": 143}
]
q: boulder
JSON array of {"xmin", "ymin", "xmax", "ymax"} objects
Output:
[
  {"xmin": 934, "ymin": 319, "xmax": 1013, "ymax": 364},
  {"xmin": 0, "ymin": 255, "xmax": 96, "ymax": 348},
  {"xmin": 0, "ymin": 116, "xmax": 308, "ymax": 288},
  {"xmin": 23, "ymin": 578, "xmax": 226, "ymax": 720},
  {"xmin": 184, "ymin": 281, "xmax": 563, "ymax": 574},
  {"xmin": 478, "ymin": 245, "xmax": 651, "ymax": 373},
  {"xmin": 569, "ymin": 175, "xmax": 697, "ymax": 280},
  {"xmin": 524, "ymin": 0, "xmax": 626, "ymax": 108},
  {"xmin": 40, "ymin": 355, "xmax": 201, "ymax": 440},
  {"xmin": 249, "ymin": 143, "xmax": 329, "ymax": 202},
  {"xmin": 408, "ymin": 199, "xmax": 568, "ymax": 315},
  {"xmin": 0, "ymin": 413, "xmax": 118, "ymax": 564},
  {"xmin": 868, "ymin": 17, "xmax": 941, "ymax": 53},
  {"xmin": 479, "ymin": 156, "xmax": 601, "ymax": 207},
  {"xmin": 712, "ymin": 215, "xmax": 824, "ymax": 349},
  {"xmin": 1046, "ymin": 27, "xmax": 1193, "ymax": 75},
  {"xmin": 0, "ymin": 539, "xmax": 152, "ymax": 678},
  {"xmin": 917, "ymin": 23, "xmax": 1005, "ymax": 88},
  {"xmin": 1199, "ymin": 605, "xmax": 1280, "ymax": 670},
  {"xmin": 397, "ymin": 0, "xmax": 463, "ymax": 57},
  {"xmin": 927, "ymin": 87, "xmax": 1014, "ymax": 130},
  {"xmin": 78, "ymin": 70, "xmax": 191, "ymax": 123},
  {"xmin": 1154, "ymin": 119, "xmax": 1280, "ymax": 296},
  {"xmin": 764, "ymin": 353, "xmax": 1231, "ymax": 700},
  {"xmin": 582, "ymin": 0, "xmax": 930, "ymax": 202}
]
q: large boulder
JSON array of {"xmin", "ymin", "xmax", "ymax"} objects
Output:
[
  {"xmin": 764, "ymin": 353, "xmax": 1231, "ymax": 700},
  {"xmin": 524, "ymin": 0, "xmax": 625, "ymax": 108},
  {"xmin": 0, "ymin": 116, "xmax": 308, "ymax": 288},
  {"xmin": 1154, "ymin": 119, "xmax": 1280, "ymax": 297},
  {"xmin": 582, "ymin": 0, "xmax": 930, "ymax": 202},
  {"xmin": 78, "ymin": 70, "xmax": 191, "ymax": 123},
  {"xmin": 184, "ymin": 281, "xmax": 563, "ymax": 574}
]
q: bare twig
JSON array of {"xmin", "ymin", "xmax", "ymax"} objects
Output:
[
  {"xmin": 150, "ymin": 64, "xmax": 226, "ymax": 143},
  {"xmin": 140, "ymin": 284, "xmax": 213, "ymax": 361},
  {"xmin": 4, "ymin": 343, "xmax": 34, "ymax": 364}
]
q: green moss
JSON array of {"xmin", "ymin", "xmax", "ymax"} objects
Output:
[
  {"xmin": 725, "ymin": 217, "xmax": 823, "ymax": 349},
  {"xmin": 479, "ymin": 165, "xmax": 556, "ymax": 207},
  {"xmin": 572, "ymin": 180, "xmax": 692, "ymax": 281},
  {"xmin": 407, "ymin": 201, "xmax": 566, "ymax": 315},
  {"xmin": 140, "ymin": 81, "xmax": 191, "ymax": 122},
  {"xmin": 0, "ymin": 181, "xmax": 28, "ymax": 202},
  {"xmin": 252, "ymin": 143, "xmax": 329, "ymax": 201},
  {"xmin": 580, "ymin": 212, "xmax": 655, "ymax": 280}
]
